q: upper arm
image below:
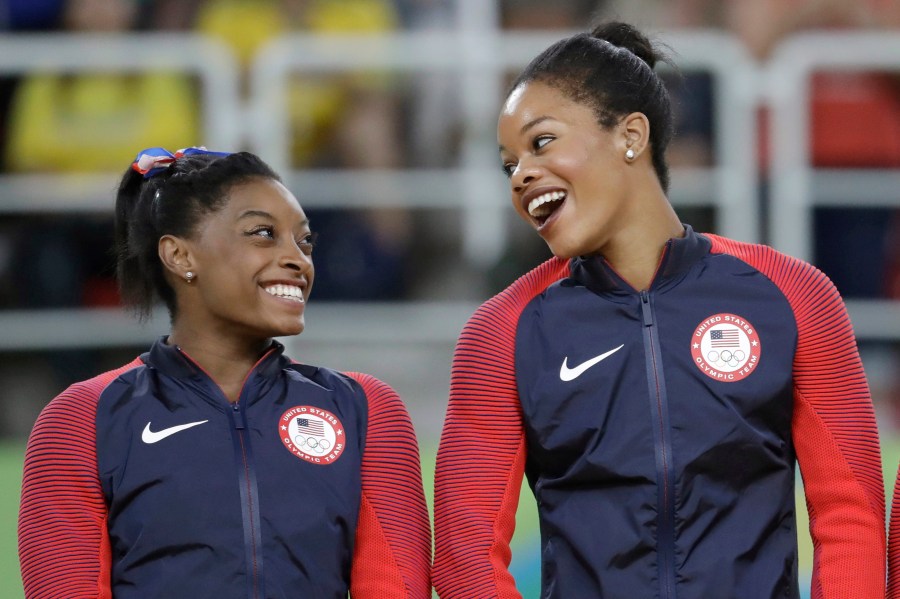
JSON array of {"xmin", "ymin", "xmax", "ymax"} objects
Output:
[
  {"xmin": 432, "ymin": 301, "xmax": 529, "ymax": 599},
  {"xmin": 785, "ymin": 261, "xmax": 884, "ymax": 597},
  {"xmin": 346, "ymin": 373, "xmax": 431, "ymax": 599},
  {"xmin": 18, "ymin": 386, "xmax": 111, "ymax": 599}
]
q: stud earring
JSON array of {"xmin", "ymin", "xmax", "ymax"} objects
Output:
[
  {"xmin": 185, "ymin": 271, "xmax": 194, "ymax": 283},
  {"xmin": 625, "ymin": 148, "xmax": 636, "ymax": 161}
]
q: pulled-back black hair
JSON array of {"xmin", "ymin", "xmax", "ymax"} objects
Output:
[
  {"xmin": 509, "ymin": 21, "xmax": 676, "ymax": 191},
  {"xmin": 114, "ymin": 151, "xmax": 281, "ymax": 320}
]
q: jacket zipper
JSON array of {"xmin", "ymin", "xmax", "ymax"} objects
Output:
[
  {"xmin": 640, "ymin": 290, "xmax": 677, "ymax": 599},
  {"xmin": 175, "ymin": 347, "xmax": 272, "ymax": 599},
  {"xmin": 228, "ymin": 397, "xmax": 266, "ymax": 599}
]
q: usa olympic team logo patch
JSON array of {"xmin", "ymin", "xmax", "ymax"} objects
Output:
[
  {"xmin": 690, "ymin": 313, "xmax": 761, "ymax": 382},
  {"xmin": 279, "ymin": 406, "xmax": 345, "ymax": 465}
]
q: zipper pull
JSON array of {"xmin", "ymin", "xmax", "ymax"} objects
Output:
[
  {"xmin": 232, "ymin": 403, "xmax": 246, "ymax": 430},
  {"xmin": 640, "ymin": 290, "xmax": 654, "ymax": 327}
]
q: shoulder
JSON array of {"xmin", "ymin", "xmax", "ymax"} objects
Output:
[
  {"xmin": 284, "ymin": 364, "xmax": 402, "ymax": 412},
  {"xmin": 340, "ymin": 373, "xmax": 413, "ymax": 441},
  {"xmin": 29, "ymin": 357, "xmax": 144, "ymax": 448},
  {"xmin": 286, "ymin": 363, "xmax": 381, "ymax": 396},
  {"xmin": 341, "ymin": 372, "xmax": 396, "ymax": 398},
  {"xmin": 39, "ymin": 358, "xmax": 144, "ymax": 421},
  {"xmin": 469, "ymin": 256, "xmax": 570, "ymax": 329},
  {"xmin": 704, "ymin": 233, "xmax": 834, "ymax": 293},
  {"xmin": 703, "ymin": 233, "xmax": 850, "ymax": 337}
]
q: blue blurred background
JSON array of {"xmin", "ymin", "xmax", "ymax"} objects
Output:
[{"xmin": 1, "ymin": 0, "xmax": 899, "ymax": 597}]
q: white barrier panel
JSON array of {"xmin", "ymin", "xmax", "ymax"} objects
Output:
[
  {"xmin": 767, "ymin": 31, "xmax": 900, "ymax": 263},
  {"xmin": 249, "ymin": 29, "xmax": 760, "ymax": 267},
  {"xmin": 0, "ymin": 33, "xmax": 242, "ymax": 151}
]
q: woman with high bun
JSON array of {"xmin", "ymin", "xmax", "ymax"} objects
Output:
[
  {"xmin": 18, "ymin": 147, "xmax": 431, "ymax": 598},
  {"xmin": 433, "ymin": 22, "xmax": 884, "ymax": 598}
]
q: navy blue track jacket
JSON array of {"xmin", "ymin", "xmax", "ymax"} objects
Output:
[
  {"xmin": 433, "ymin": 227, "xmax": 884, "ymax": 599},
  {"xmin": 19, "ymin": 338, "xmax": 431, "ymax": 599}
]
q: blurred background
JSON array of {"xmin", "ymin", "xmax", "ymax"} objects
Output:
[{"xmin": 1, "ymin": 0, "xmax": 899, "ymax": 596}]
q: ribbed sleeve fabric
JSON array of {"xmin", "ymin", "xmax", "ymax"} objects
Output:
[
  {"xmin": 18, "ymin": 359, "xmax": 142, "ymax": 599},
  {"xmin": 708, "ymin": 234, "xmax": 885, "ymax": 599},
  {"xmin": 433, "ymin": 257, "xmax": 569, "ymax": 599},
  {"xmin": 346, "ymin": 372, "xmax": 432, "ymax": 598},
  {"xmin": 888, "ymin": 464, "xmax": 900, "ymax": 599}
]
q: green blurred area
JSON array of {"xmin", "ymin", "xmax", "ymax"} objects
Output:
[
  {"xmin": 5, "ymin": 436, "xmax": 898, "ymax": 599},
  {"xmin": 1, "ymin": 442, "xmax": 24, "ymax": 599}
]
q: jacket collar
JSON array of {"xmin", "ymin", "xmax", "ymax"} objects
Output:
[
  {"xmin": 144, "ymin": 336, "xmax": 289, "ymax": 382},
  {"xmin": 570, "ymin": 224, "xmax": 710, "ymax": 295}
]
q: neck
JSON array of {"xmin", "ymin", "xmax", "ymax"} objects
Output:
[
  {"xmin": 601, "ymin": 186, "xmax": 684, "ymax": 291},
  {"xmin": 167, "ymin": 324, "xmax": 273, "ymax": 402}
]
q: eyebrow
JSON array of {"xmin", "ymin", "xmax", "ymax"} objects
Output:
[
  {"xmin": 237, "ymin": 209, "xmax": 310, "ymax": 227},
  {"xmin": 237, "ymin": 209, "xmax": 273, "ymax": 220},
  {"xmin": 521, "ymin": 115, "xmax": 554, "ymax": 134},
  {"xmin": 498, "ymin": 115, "xmax": 556, "ymax": 152}
]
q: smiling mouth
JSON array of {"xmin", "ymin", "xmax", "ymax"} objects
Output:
[
  {"xmin": 263, "ymin": 284, "xmax": 305, "ymax": 303},
  {"xmin": 527, "ymin": 190, "xmax": 567, "ymax": 225}
]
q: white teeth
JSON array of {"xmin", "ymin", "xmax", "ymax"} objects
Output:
[
  {"xmin": 264, "ymin": 284, "xmax": 304, "ymax": 303},
  {"xmin": 527, "ymin": 191, "xmax": 567, "ymax": 217}
]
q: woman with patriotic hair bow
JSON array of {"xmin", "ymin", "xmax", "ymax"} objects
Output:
[{"xmin": 18, "ymin": 147, "xmax": 431, "ymax": 598}]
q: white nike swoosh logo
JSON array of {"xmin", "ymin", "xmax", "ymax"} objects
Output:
[
  {"xmin": 141, "ymin": 420, "xmax": 209, "ymax": 444},
  {"xmin": 560, "ymin": 344, "xmax": 625, "ymax": 382}
]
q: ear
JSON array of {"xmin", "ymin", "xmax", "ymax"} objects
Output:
[
  {"xmin": 620, "ymin": 112, "xmax": 651, "ymax": 161},
  {"xmin": 158, "ymin": 234, "xmax": 195, "ymax": 282}
]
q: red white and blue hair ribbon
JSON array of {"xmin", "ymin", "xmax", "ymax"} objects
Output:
[{"xmin": 131, "ymin": 146, "xmax": 231, "ymax": 179}]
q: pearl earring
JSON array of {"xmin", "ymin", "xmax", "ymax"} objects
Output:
[
  {"xmin": 185, "ymin": 271, "xmax": 194, "ymax": 282},
  {"xmin": 625, "ymin": 148, "xmax": 635, "ymax": 161}
]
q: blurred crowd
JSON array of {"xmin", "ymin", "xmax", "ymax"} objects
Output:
[{"xmin": 0, "ymin": 0, "xmax": 898, "ymax": 435}]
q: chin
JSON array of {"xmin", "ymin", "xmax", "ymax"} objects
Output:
[
  {"xmin": 280, "ymin": 317, "xmax": 306, "ymax": 337},
  {"xmin": 545, "ymin": 240, "xmax": 579, "ymax": 260}
]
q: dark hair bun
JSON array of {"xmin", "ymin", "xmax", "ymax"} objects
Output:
[{"xmin": 590, "ymin": 21, "xmax": 661, "ymax": 69}]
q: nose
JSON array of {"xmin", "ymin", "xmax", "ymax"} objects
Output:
[
  {"xmin": 279, "ymin": 238, "xmax": 313, "ymax": 274},
  {"xmin": 511, "ymin": 158, "xmax": 542, "ymax": 194}
]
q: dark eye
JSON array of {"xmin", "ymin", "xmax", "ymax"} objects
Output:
[
  {"xmin": 249, "ymin": 225, "xmax": 275, "ymax": 240},
  {"xmin": 533, "ymin": 135, "xmax": 554, "ymax": 151},
  {"xmin": 501, "ymin": 161, "xmax": 516, "ymax": 178},
  {"xmin": 297, "ymin": 231, "xmax": 318, "ymax": 255}
]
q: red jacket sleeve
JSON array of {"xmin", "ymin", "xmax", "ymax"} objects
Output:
[
  {"xmin": 432, "ymin": 258, "xmax": 569, "ymax": 599},
  {"xmin": 18, "ymin": 361, "xmax": 141, "ymax": 599},
  {"xmin": 709, "ymin": 235, "xmax": 886, "ymax": 599},
  {"xmin": 890, "ymin": 463, "xmax": 900, "ymax": 599},
  {"xmin": 345, "ymin": 372, "xmax": 431, "ymax": 599}
]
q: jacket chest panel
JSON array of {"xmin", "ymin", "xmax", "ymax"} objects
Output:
[
  {"xmin": 515, "ymin": 278, "xmax": 798, "ymax": 482},
  {"xmin": 96, "ymin": 371, "xmax": 365, "ymax": 559}
]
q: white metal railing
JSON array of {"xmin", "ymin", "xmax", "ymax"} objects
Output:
[
  {"xmin": 765, "ymin": 32, "xmax": 900, "ymax": 341},
  {"xmin": 0, "ymin": 33, "xmax": 242, "ymax": 150},
  {"xmin": 0, "ymin": 29, "xmax": 897, "ymax": 348},
  {"xmin": 767, "ymin": 31, "xmax": 900, "ymax": 262},
  {"xmin": 0, "ymin": 302, "xmax": 479, "ymax": 351},
  {"xmin": 0, "ymin": 34, "xmax": 242, "ymax": 214},
  {"xmin": 247, "ymin": 29, "xmax": 760, "ymax": 266}
]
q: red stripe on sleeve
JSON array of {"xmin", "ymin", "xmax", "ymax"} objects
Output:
[
  {"xmin": 708, "ymin": 234, "xmax": 885, "ymax": 598},
  {"xmin": 889, "ymin": 464, "xmax": 900, "ymax": 599},
  {"xmin": 433, "ymin": 257, "xmax": 569, "ymax": 599},
  {"xmin": 18, "ymin": 358, "xmax": 142, "ymax": 599},
  {"xmin": 346, "ymin": 372, "xmax": 431, "ymax": 599}
]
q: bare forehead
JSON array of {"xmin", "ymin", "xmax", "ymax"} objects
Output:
[
  {"xmin": 223, "ymin": 179, "xmax": 307, "ymax": 222},
  {"xmin": 502, "ymin": 81, "xmax": 555, "ymax": 116}
]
